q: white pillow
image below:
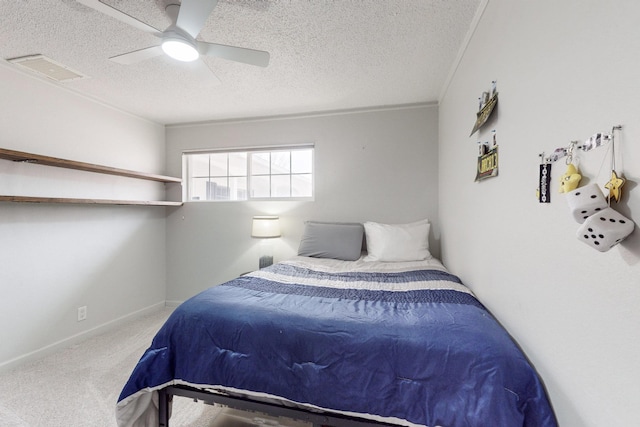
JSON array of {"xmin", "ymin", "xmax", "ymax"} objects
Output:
[{"xmin": 363, "ymin": 219, "xmax": 431, "ymax": 262}]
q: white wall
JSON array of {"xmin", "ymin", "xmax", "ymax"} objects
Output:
[
  {"xmin": 165, "ymin": 105, "xmax": 439, "ymax": 302},
  {"xmin": 0, "ymin": 64, "xmax": 168, "ymax": 369},
  {"xmin": 439, "ymin": 1, "xmax": 640, "ymax": 426}
]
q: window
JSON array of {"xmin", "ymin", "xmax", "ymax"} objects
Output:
[{"xmin": 184, "ymin": 146, "xmax": 313, "ymax": 201}]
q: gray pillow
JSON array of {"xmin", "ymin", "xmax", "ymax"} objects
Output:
[{"xmin": 297, "ymin": 221, "xmax": 364, "ymax": 261}]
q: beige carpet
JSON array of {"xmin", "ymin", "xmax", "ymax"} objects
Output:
[{"xmin": 0, "ymin": 308, "xmax": 223, "ymax": 427}]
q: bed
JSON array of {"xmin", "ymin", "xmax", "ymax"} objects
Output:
[{"xmin": 116, "ymin": 220, "xmax": 557, "ymax": 427}]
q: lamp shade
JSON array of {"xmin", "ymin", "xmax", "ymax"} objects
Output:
[{"xmin": 251, "ymin": 216, "xmax": 281, "ymax": 238}]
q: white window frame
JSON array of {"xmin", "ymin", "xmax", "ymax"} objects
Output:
[{"xmin": 182, "ymin": 144, "xmax": 314, "ymax": 202}]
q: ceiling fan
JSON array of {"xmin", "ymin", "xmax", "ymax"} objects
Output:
[{"xmin": 77, "ymin": 0, "xmax": 269, "ymax": 73}]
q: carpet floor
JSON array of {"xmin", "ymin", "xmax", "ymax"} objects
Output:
[{"xmin": 0, "ymin": 308, "xmax": 223, "ymax": 427}]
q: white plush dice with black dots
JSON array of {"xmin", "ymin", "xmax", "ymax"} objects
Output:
[
  {"xmin": 576, "ymin": 207, "xmax": 634, "ymax": 252},
  {"xmin": 566, "ymin": 184, "xmax": 609, "ymax": 223}
]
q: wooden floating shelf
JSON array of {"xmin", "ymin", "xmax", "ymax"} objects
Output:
[
  {"xmin": 0, "ymin": 196, "xmax": 183, "ymax": 206},
  {"xmin": 0, "ymin": 147, "xmax": 181, "ymax": 183},
  {"xmin": 0, "ymin": 147, "xmax": 183, "ymax": 206}
]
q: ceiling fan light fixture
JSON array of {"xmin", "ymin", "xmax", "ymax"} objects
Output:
[{"xmin": 161, "ymin": 38, "xmax": 199, "ymax": 62}]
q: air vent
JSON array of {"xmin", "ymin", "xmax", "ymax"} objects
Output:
[{"xmin": 7, "ymin": 54, "xmax": 87, "ymax": 82}]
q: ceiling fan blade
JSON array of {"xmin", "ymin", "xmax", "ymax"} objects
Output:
[
  {"xmin": 77, "ymin": 0, "xmax": 162, "ymax": 35},
  {"xmin": 200, "ymin": 42, "xmax": 270, "ymax": 67},
  {"xmin": 189, "ymin": 60, "xmax": 222, "ymax": 85},
  {"xmin": 109, "ymin": 46, "xmax": 163, "ymax": 65},
  {"xmin": 176, "ymin": 0, "xmax": 219, "ymax": 38}
]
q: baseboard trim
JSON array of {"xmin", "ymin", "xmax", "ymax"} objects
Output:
[
  {"xmin": 165, "ymin": 300, "xmax": 184, "ymax": 308},
  {"xmin": 0, "ymin": 301, "xmax": 167, "ymax": 374}
]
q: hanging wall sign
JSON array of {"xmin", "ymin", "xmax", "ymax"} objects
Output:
[
  {"xmin": 470, "ymin": 81, "xmax": 499, "ymax": 136},
  {"xmin": 538, "ymin": 163, "xmax": 552, "ymax": 203},
  {"xmin": 475, "ymin": 146, "xmax": 499, "ymax": 181}
]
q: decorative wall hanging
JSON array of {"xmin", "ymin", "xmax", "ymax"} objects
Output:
[
  {"xmin": 537, "ymin": 132, "xmax": 614, "ymax": 202},
  {"xmin": 603, "ymin": 131, "xmax": 626, "ymax": 202},
  {"xmin": 605, "ymin": 170, "xmax": 625, "ymax": 203},
  {"xmin": 559, "ymin": 164, "xmax": 582, "ymax": 193},
  {"xmin": 567, "ymin": 184, "xmax": 634, "ymax": 252},
  {"xmin": 542, "ymin": 125, "xmax": 635, "ymax": 252},
  {"xmin": 470, "ymin": 81, "xmax": 498, "ymax": 136},
  {"xmin": 537, "ymin": 157, "xmax": 552, "ymax": 203},
  {"xmin": 475, "ymin": 130, "xmax": 498, "ymax": 181}
]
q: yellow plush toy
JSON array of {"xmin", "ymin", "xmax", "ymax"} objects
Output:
[{"xmin": 559, "ymin": 163, "xmax": 582, "ymax": 193}]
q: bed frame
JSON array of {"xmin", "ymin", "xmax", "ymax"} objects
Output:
[{"xmin": 158, "ymin": 385, "xmax": 399, "ymax": 427}]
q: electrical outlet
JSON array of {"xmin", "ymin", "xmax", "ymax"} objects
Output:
[{"xmin": 77, "ymin": 306, "xmax": 87, "ymax": 322}]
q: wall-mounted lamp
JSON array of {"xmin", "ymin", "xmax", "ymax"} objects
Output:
[{"xmin": 251, "ymin": 216, "xmax": 281, "ymax": 268}]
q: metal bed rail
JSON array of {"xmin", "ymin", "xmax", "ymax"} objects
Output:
[{"xmin": 158, "ymin": 385, "xmax": 401, "ymax": 427}]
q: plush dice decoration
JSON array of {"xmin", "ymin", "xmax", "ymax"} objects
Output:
[
  {"xmin": 576, "ymin": 207, "xmax": 634, "ymax": 252},
  {"xmin": 566, "ymin": 184, "xmax": 608, "ymax": 223}
]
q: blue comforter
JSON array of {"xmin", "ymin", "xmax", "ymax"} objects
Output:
[{"xmin": 117, "ymin": 258, "xmax": 557, "ymax": 427}]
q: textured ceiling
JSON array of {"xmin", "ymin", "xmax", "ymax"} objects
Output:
[{"xmin": 0, "ymin": 0, "xmax": 481, "ymax": 125}]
